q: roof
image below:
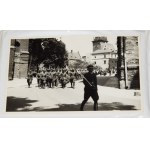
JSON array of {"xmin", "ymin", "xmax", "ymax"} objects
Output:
[
  {"xmin": 68, "ymin": 51, "xmax": 81, "ymax": 60},
  {"xmin": 93, "ymin": 37, "xmax": 108, "ymax": 43}
]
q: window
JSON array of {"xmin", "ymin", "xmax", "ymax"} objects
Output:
[
  {"xmin": 104, "ymin": 60, "xmax": 106, "ymax": 64},
  {"xmin": 104, "ymin": 54, "xmax": 106, "ymax": 58},
  {"xmin": 95, "ymin": 61, "xmax": 96, "ymax": 64},
  {"xmin": 95, "ymin": 56, "xmax": 96, "ymax": 58}
]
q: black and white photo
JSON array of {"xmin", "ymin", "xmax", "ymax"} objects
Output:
[{"xmin": 6, "ymin": 34, "xmax": 141, "ymax": 112}]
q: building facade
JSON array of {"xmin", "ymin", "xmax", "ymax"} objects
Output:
[
  {"xmin": 117, "ymin": 36, "xmax": 140, "ymax": 89},
  {"xmin": 68, "ymin": 50, "xmax": 82, "ymax": 68},
  {"xmin": 8, "ymin": 39, "xmax": 29, "ymax": 79},
  {"xmin": 91, "ymin": 37, "xmax": 117, "ymax": 70}
]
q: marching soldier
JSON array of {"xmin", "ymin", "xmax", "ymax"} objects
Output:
[
  {"xmin": 54, "ymin": 69, "xmax": 59, "ymax": 87},
  {"xmin": 26, "ymin": 70, "xmax": 33, "ymax": 88},
  {"xmin": 37, "ymin": 70, "xmax": 42, "ymax": 87},
  {"xmin": 69, "ymin": 69, "xmax": 76, "ymax": 89},
  {"xmin": 40, "ymin": 70, "xmax": 47, "ymax": 89},
  {"xmin": 46, "ymin": 69, "xmax": 53, "ymax": 88},
  {"xmin": 60, "ymin": 69, "xmax": 69, "ymax": 88},
  {"xmin": 52, "ymin": 72, "xmax": 58, "ymax": 88},
  {"xmin": 80, "ymin": 65, "xmax": 99, "ymax": 111}
]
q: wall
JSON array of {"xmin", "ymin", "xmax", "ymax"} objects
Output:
[
  {"xmin": 8, "ymin": 48, "xmax": 15, "ymax": 80},
  {"xmin": 117, "ymin": 36, "xmax": 140, "ymax": 89},
  {"xmin": 13, "ymin": 39, "xmax": 29, "ymax": 78}
]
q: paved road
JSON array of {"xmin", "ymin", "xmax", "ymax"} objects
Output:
[{"xmin": 6, "ymin": 78, "xmax": 141, "ymax": 111}]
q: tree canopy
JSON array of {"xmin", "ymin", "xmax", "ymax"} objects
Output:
[{"xmin": 29, "ymin": 38, "xmax": 68, "ymax": 70}]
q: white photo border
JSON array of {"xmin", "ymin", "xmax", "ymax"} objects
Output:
[{"xmin": 0, "ymin": 30, "xmax": 149, "ymax": 117}]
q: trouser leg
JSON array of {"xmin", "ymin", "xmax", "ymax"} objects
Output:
[
  {"xmin": 41, "ymin": 80, "xmax": 43, "ymax": 88},
  {"xmin": 55, "ymin": 80, "xmax": 58, "ymax": 86},
  {"xmin": 27, "ymin": 79, "xmax": 30, "ymax": 87},
  {"xmin": 80, "ymin": 90, "xmax": 90, "ymax": 111},
  {"xmin": 37, "ymin": 79, "xmax": 39, "ymax": 86},
  {"xmin": 94, "ymin": 101, "xmax": 98, "ymax": 111},
  {"xmin": 80, "ymin": 99, "xmax": 88, "ymax": 111},
  {"xmin": 91, "ymin": 91, "xmax": 99, "ymax": 111},
  {"xmin": 73, "ymin": 81, "xmax": 75, "ymax": 88},
  {"xmin": 46, "ymin": 79, "xmax": 49, "ymax": 87},
  {"xmin": 55, "ymin": 79, "xmax": 58, "ymax": 87},
  {"xmin": 49, "ymin": 81, "xmax": 51, "ymax": 88},
  {"xmin": 70, "ymin": 81, "xmax": 72, "ymax": 87}
]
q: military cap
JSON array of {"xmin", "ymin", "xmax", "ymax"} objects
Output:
[{"xmin": 87, "ymin": 65, "xmax": 94, "ymax": 68}]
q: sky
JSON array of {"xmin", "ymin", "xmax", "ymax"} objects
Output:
[{"xmin": 61, "ymin": 35, "xmax": 117, "ymax": 56}]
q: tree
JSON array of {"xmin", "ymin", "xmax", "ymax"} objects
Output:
[
  {"xmin": 29, "ymin": 39, "xmax": 43, "ymax": 71},
  {"xmin": 29, "ymin": 38, "xmax": 68, "ymax": 71}
]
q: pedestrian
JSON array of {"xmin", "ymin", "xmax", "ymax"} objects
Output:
[
  {"xmin": 80, "ymin": 65, "xmax": 99, "ymax": 111},
  {"xmin": 26, "ymin": 70, "xmax": 33, "ymax": 88}
]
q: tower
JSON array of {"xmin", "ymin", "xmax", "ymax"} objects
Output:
[
  {"xmin": 91, "ymin": 36, "xmax": 117, "ymax": 70},
  {"xmin": 92, "ymin": 37, "xmax": 108, "ymax": 52}
]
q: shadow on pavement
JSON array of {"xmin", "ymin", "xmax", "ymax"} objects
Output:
[
  {"xmin": 99, "ymin": 102, "xmax": 136, "ymax": 110},
  {"xmin": 6, "ymin": 96, "xmax": 38, "ymax": 111},
  {"xmin": 11, "ymin": 102, "xmax": 136, "ymax": 111},
  {"xmin": 41, "ymin": 102, "xmax": 136, "ymax": 111},
  {"xmin": 6, "ymin": 97, "xmax": 137, "ymax": 111}
]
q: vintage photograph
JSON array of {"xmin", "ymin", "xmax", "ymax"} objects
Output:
[{"xmin": 6, "ymin": 35, "xmax": 141, "ymax": 112}]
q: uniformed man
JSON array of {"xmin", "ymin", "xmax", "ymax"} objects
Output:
[
  {"xmin": 69, "ymin": 69, "xmax": 76, "ymax": 88},
  {"xmin": 40, "ymin": 70, "xmax": 47, "ymax": 89},
  {"xmin": 26, "ymin": 70, "xmax": 33, "ymax": 88},
  {"xmin": 60, "ymin": 69, "xmax": 69, "ymax": 88},
  {"xmin": 80, "ymin": 65, "xmax": 99, "ymax": 111},
  {"xmin": 46, "ymin": 69, "xmax": 53, "ymax": 88},
  {"xmin": 37, "ymin": 70, "xmax": 42, "ymax": 87},
  {"xmin": 52, "ymin": 71, "xmax": 58, "ymax": 88},
  {"xmin": 54, "ymin": 69, "xmax": 59, "ymax": 87}
]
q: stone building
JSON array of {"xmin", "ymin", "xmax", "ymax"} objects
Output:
[
  {"xmin": 68, "ymin": 50, "xmax": 82, "ymax": 67},
  {"xmin": 82, "ymin": 53, "xmax": 92, "ymax": 63},
  {"xmin": 117, "ymin": 36, "xmax": 140, "ymax": 89},
  {"xmin": 8, "ymin": 40, "xmax": 16, "ymax": 80},
  {"xmin": 91, "ymin": 37, "xmax": 117, "ymax": 70},
  {"xmin": 8, "ymin": 39, "xmax": 29, "ymax": 79}
]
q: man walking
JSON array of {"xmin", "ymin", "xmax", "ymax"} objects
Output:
[{"xmin": 80, "ymin": 65, "xmax": 99, "ymax": 111}]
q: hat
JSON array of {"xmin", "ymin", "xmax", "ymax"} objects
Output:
[{"xmin": 87, "ymin": 65, "xmax": 94, "ymax": 68}]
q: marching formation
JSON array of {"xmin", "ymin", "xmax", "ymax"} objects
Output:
[
  {"xmin": 26, "ymin": 65, "xmax": 100, "ymax": 111},
  {"xmin": 26, "ymin": 68, "xmax": 85, "ymax": 89}
]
